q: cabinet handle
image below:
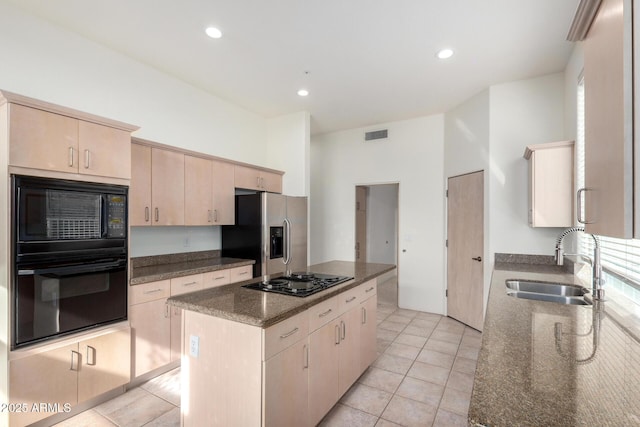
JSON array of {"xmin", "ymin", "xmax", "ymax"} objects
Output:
[
  {"xmin": 577, "ymin": 188, "xmax": 595, "ymax": 224},
  {"xmin": 145, "ymin": 207, "xmax": 150, "ymax": 222},
  {"xmin": 208, "ymin": 210, "xmax": 212, "ymax": 223},
  {"xmin": 261, "ymin": 177, "xmax": 265, "ymax": 188},
  {"xmin": 257, "ymin": 176, "xmax": 261, "ymax": 188},
  {"xmin": 215, "ymin": 276, "xmax": 226, "ymax": 280},
  {"xmin": 341, "ymin": 320, "xmax": 346, "ymax": 340},
  {"xmin": 335, "ymin": 324, "xmax": 341, "ymax": 345},
  {"xmin": 280, "ymin": 327, "xmax": 299, "ymax": 339},
  {"xmin": 346, "ymin": 296, "xmax": 356, "ymax": 304},
  {"xmin": 68, "ymin": 147, "xmax": 74, "ymax": 167},
  {"xmin": 70, "ymin": 350, "xmax": 80, "ymax": 371},
  {"xmin": 164, "ymin": 303, "xmax": 169, "ymax": 318},
  {"xmin": 182, "ymin": 281, "xmax": 198, "ymax": 287},
  {"xmin": 155, "ymin": 207, "xmax": 159, "ymax": 222},
  {"xmin": 362, "ymin": 307, "xmax": 367, "ymax": 325},
  {"xmin": 214, "ymin": 209, "xmax": 218, "ymax": 222},
  {"xmin": 238, "ymin": 271, "xmax": 248, "ymax": 276},
  {"xmin": 319, "ymin": 308, "xmax": 333, "ymax": 318},
  {"xmin": 86, "ymin": 345, "xmax": 97, "ymax": 366},
  {"xmin": 365, "ymin": 286, "xmax": 374, "ymax": 293},
  {"xmin": 84, "ymin": 149, "xmax": 90, "ymax": 169},
  {"xmin": 303, "ymin": 344, "xmax": 309, "ymax": 369},
  {"xmin": 143, "ymin": 288, "xmax": 163, "ymax": 294}
]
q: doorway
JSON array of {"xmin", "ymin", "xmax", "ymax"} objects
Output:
[
  {"xmin": 447, "ymin": 171, "xmax": 484, "ymax": 331},
  {"xmin": 355, "ymin": 184, "xmax": 399, "ymax": 306}
]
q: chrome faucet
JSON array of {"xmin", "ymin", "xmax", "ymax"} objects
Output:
[{"xmin": 555, "ymin": 227, "xmax": 604, "ymax": 300}]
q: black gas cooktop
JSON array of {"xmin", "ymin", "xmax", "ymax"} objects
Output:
[{"xmin": 242, "ymin": 272, "xmax": 353, "ymax": 297}]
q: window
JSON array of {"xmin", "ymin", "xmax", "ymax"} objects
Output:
[{"xmin": 577, "ymin": 75, "xmax": 640, "ymax": 305}]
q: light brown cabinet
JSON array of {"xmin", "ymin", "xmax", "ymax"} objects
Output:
[
  {"xmin": 235, "ymin": 164, "xmax": 283, "ymax": 193},
  {"xmin": 8, "ymin": 104, "xmax": 132, "ymax": 180},
  {"xmin": 180, "ymin": 278, "xmax": 378, "ymax": 427},
  {"xmin": 130, "ymin": 144, "xmax": 185, "ymax": 226},
  {"xmin": 582, "ymin": 0, "xmax": 636, "ymax": 238},
  {"xmin": 524, "ymin": 141, "xmax": 574, "ymax": 228},
  {"xmin": 170, "ymin": 274, "xmax": 203, "ymax": 362},
  {"xmin": 184, "ymin": 156, "xmax": 235, "ymax": 226},
  {"xmin": 9, "ymin": 327, "xmax": 130, "ymax": 427}
]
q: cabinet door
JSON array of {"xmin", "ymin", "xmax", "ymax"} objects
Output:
[
  {"xmin": 130, "ymin": 143, "xmax": 152, "ymax": 226},
  {"xmin": 263, "ymin": 338, "xmax": 309, "ymax": 427},
  {"xmin": 584, "ymin": 0, "xmax": 634, "ymax": 238},
  {"xmin": 9, "ymin": 103, "xmax": 78, "ymax": 173},
  {"xmin": 360, "ymin": 295, "xmax": 378, "ymax": 372},
  {"xmin": 211, "ymin": 160, "xmax": 235, "ymax": 224},
  {"xmin": 203, "ymin": 269, "xmax": 231, "ymax": 289},
  {"xmin": 78, "ymin": 121, "xmax": 131, "ymax": 179},
  {"xmin": 130, "ymin": 298, "xmax": 171, "ymax": 377},
  {"xmin": 234, "ymin": 165, "xmax": 261, "ymax": 191},
  {"xmin": 185, "ymin": 155, "xmax": 213, "ymax": 225},
  {"xmin": 152, "ymin": 148, "xmax": 185, "ymax": 226},
  {"xmin": 229, "ymin": 265, "xmax": 252, "ymax": 283},
  {"xmin": 77, "ymin": 328, "xmax": 131, "ymax": 402},
  {"xmin": 338, "ymin": 307, "xmax": 362, "ymax": 397},
  {"xmin": 9, "ymin": 343, "xmax": 78, "ymax": 427},
  {"xmin": 308, "ymin": 319, "xmax": 341, "ymax": 426},
  {"xmin": 260, "ymin": 170, "xmax": 282, "ymax": 193},
  {"xmin": 170, "ymin": 306, "xmax": 182, "ymax": 362}
]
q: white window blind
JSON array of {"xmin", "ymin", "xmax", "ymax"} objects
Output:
[{"xmin": 577, "ymin": 75, "xmax": 640, "ymax": 301}]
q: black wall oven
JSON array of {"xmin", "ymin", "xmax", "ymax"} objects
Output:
[{"xmin": 12, "ymin": 175, "xmax": 128, "ymax": 349}]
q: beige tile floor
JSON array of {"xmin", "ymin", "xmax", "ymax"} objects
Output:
[{"xmin": 55, "ymin": 276, "xmax": 481, "ymax": 427}]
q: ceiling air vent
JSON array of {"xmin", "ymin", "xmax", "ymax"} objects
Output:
[{"xmin": 364, "ymin": 129, "xmax": 388, "ymax": 141}]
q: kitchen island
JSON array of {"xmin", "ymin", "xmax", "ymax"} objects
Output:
[
  {"xmin": 167, "ymin": 260, "xmax": 395, "ymax": 427},
  {"xmin": 469, "ymin": 257, "xmax": 640, "ymax": 426}
]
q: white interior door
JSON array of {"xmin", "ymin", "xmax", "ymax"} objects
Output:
[{"xmin": 447, "ymin": 171, "xmax": 484, "ymax": 331}]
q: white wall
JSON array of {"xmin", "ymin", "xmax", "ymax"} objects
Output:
[
  {"xmin": 488, "ymin": 73, "xmax": 566, "ymax": 257},
  {"xmin": 311, "ymin": 116, "xmax": 445, "ymax": 313},
  {"xmin": 366, "ymin": 184, "xmax": 398, "ymax": 265},
  {"xmin": 130, "ymin": 227, "xmax": 221, "ymax": 257},
  {"xmin": 266, "ymin": 112, "xmax": 311, "ymax": 197},
  {"xmin": 444, "ymin": 89, "xmax": 491, "ymax": 313}
]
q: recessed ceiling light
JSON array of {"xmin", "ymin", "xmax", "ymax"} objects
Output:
[
  {"xmin": 297, "ymin": 89, "xmax": 309, "ymax": 97},
  {"xmin": 205, "ymin": 26, "xmax": 222, "ymax": 39},
  {"xmin": 436, "ymin": 48, "xmax": 454, "ymax": 59}
]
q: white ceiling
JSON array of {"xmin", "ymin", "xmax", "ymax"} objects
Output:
[{"xmin": 7, "ymin": 0, "xmax": 580, "ymax": 135}]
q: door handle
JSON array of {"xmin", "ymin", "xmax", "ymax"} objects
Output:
[{"xmin": 472, "ymin": 256, "xmax": 482, "ymax": 262}]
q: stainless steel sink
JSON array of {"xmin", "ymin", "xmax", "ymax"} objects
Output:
[
  {"xmin": 505, "ymin": 280, "xmax": 592, "ymax": 305},
  {"xmin": 506, "ymin": 291, "xmax": 592, "ymax": 305},
  {"xmin": 505, "ymin": 280, "xmax": 588, "ymax": 297}
]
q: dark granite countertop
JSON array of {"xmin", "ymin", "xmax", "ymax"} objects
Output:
[
  {"xmin": 130, "ymin": 252, "xmax": 254, "ymax": 285},
  {"xmin": 469, "ymin": 262, "xmax": 640, "ymax": 426},
  {"xmin": 167, "ymin": 261, "xmax": 395, "ymax": 328}
]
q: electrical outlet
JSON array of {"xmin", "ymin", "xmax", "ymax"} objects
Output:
[{"xmin": 189, "ymin": 335, "xmax": 199, "ymax": 358}]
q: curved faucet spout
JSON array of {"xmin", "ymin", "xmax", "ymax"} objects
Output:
[{"xmin": 554, "ymin": 227, "xmax": 604, "ymax": 301}]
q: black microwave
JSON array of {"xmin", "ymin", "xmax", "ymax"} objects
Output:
[{"xmin": 13, "ymin": 175, "xmax": 128, "ymax": 261}]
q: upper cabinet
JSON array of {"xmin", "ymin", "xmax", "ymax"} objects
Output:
[
  {"xmin": 3, "ymin": 93, "xmax": 138, "ymax": 182},
  {"xmin": 235, "ymin": 164, "xmax": 283, "ymax": 193},
  {"xmin": 582, "ymin": 0, "xmax": 636, "ymax": 238},
  {"xmin": 524, "ymin": 141, "xmax": 574, "ymax": 228},
  {"xmin": 211, "ymin": 160, "xmax": 235, "ymax": 225},
  {"xmin": 130, "ymin": 143, "xmax": 185, "ymax": 226}
]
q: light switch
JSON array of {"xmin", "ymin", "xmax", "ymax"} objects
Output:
[{"xmin": 190, "ymin": 335, "xmax": 200, "ymax": 358}]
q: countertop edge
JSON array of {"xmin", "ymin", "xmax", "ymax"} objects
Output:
[
  {"xmin": 129, "ymin": 258, "xmax": 255, "ymax": 285},
  {"xmin": 167, "ymin": 262, "xmax": 396, "ymax": 328}
]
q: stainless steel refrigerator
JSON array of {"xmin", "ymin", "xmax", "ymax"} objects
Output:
[{"xmin": 221, "ymin": 193, "xmax": 308, "ymax": 277}]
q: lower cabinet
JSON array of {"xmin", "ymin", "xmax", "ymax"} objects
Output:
[
  {"xmin": 263, "ymin": 337, "xmax": 309, "ymax": 427},
  {"xmin": 9, "ymin": 327, "xmax": 130, "ymax": 427},
  {"xmin": 181, "ymin": 278, "xmax": 378, "ymax": 427},
  {"xmin": 130, "ymin": 266, "xmax": 252, "ymax": 377}
]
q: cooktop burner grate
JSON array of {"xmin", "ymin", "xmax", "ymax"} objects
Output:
[{"xmin": 242, "ymin": 273, "xmax": 353, "ymax": 297}]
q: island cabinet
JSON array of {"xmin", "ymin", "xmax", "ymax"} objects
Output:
[
  {"xmin": 130, "ymin": 143, "xmax": 185, "ymax": 226},
  {"xmin": 8, "ymin": 326, "xmax": 130, "ymax": 427},
  {"xmin": 181, "ymin": 278, "xmax": 378, "ymax": 427},
  {"xmin": 582, "ymin": 0, "xmax": 636, "ymax": 238},
  {"xmin": 234, "ymin": 164, "xmax": 283, "ymax": 193},
  {"xmin": 7, "ymin": 102, "xmax": 136, "ymax": 181}
]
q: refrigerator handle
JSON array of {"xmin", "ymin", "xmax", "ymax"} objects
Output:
[{"xmin": 283, "ymin": 218, "xmax": 292, "ymax": 265}]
